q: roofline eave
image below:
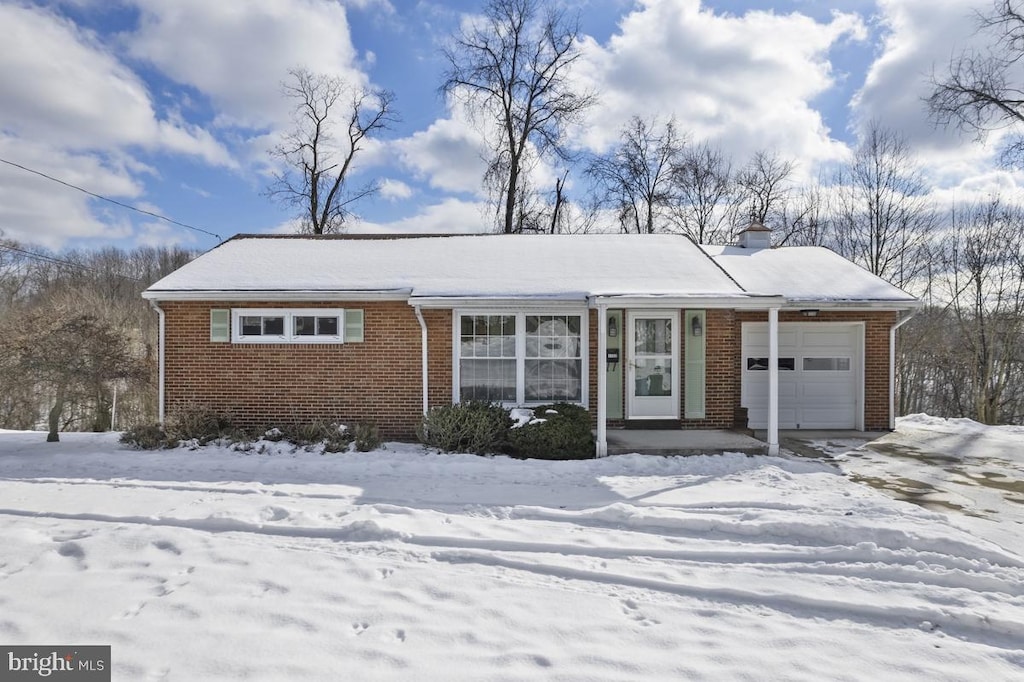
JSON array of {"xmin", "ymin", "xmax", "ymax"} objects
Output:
[{"xmin": 141, "ymin": 289, "xmax": 413, "ymax": 302}]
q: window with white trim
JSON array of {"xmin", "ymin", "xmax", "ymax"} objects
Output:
[
  {"xmin": 231, "ymin": 308, "xmax": 362, "ymax": 344},
  {"xmin": 524, "ymin": 315, "xmax": 582, "ymax": 402},
  {"xmin": 803, "ymin": 357, "xmax": 851, "ymax": 371},
  {"xmin": 457, "ymin": 312, "xmax": 585, "ymax": 404}
]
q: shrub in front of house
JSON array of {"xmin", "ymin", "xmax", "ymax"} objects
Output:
[
  {"xmin": 418, "ymin": 401, "xmax": 513, "ymax": 455},
  {"xmin": 352, "ymin": 420, "xmax": 381, "ymax": 452},
  {"xmin": 119, "ymin": 423, "xmax": 176, "ymax": 450},
  {"xmin": 275, "ymin": 420, "xmax": 353, "ymax": 452},
  {"xmin": 165, "ymin": 404, "xmax": 235, "ymax": 445},
  {"xmin": 507, "ymin": 403, "xmax": 595, "ymax": 460}
]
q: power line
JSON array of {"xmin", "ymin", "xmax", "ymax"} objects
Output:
[
  {"xmin": 0, "ymin": 243, "xmax": 146, "ymax": 283},
  {"xmin": 0, "ymin": 156, "xmax": 223, "ymax": 242}
]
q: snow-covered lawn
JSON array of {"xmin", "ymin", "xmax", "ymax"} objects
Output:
[{"xmin": 1, "ymin": 425, "xmax": 1023, "ymax": 680}]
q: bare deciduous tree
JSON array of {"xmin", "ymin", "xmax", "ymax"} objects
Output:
[
  {"xmin": 268, "ymin": 68, "xmax": 396, "ymax": 234},
  {"xmin": 831, "ymin": 123, "xmax": 935, "ymax": 289},
  {"xmin": 0, "ymin": 308, "xmax": 143, "ymax": 441},
  {"xmin": 586, "ymin": 117, "xmax": 685, "ymax": 234},
  {"xmin": 928, "ymin": 0, "xmax": 1024, "ymax": 166},
  {"xmin": 732, "ymin": 150, "xmax": 795, "ymax": 232},
  {"xmin": 774, "ymin": 178, "xmax": 832, "ymax": 247},
  {"xmin": 442, "ymin": 0, "xmax": 595, "ymax": 234},
  {"xmin": 672, "ymin": 141, "xmax": 734, "ymax": 244},
  {"xmin": 942, "ymin": 197, "xmax": 1024, "ymax": 423}
]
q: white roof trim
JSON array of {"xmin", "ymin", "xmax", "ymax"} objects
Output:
[
  {"xmin": 411, "ymin": 296, "xmax": 584, "ymax": 309},
  {"xmin": 783, "ymin": 300, "xmax": 922, "ymax": 310},
  {"xmin": 141, "ymin": 289, "xmax": 412, "ymax": 302},
  {"xmin": 589, "ymin": 294, "xmax": 787, "ymax": 309}
]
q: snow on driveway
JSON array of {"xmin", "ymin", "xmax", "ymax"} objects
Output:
[
  {"xmin": 810, "ymin": 415, "xmax": 1024, "ymax": 557},
  {"xmin": 1, "ymin": 429, "xmax": 1023, "ymax": 680}
]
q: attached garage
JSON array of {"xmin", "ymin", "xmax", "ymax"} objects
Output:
[{"xmin": 741, "ymin": 322, "xmax": 864, "ymax": 430}]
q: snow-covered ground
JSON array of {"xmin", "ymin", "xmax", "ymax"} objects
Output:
[
  {"xmin": 806, "ymin": 414, "xmax": 1024, "ymax": 558},
  {"xmin": 1, "ymin": 424, "xmax": 1023, "ymax": 681}
]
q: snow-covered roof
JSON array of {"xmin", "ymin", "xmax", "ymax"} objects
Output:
[
  {"xmin": 145, "ymin": 233, "xmax": 748, "ymax": 300},
  {"xmin": 701, "ymin": 244, "xmax": 917, "ymax": 303},
  {"xmin": 144, "ymin": 233, "xmax": 916, "ymax": 306}
]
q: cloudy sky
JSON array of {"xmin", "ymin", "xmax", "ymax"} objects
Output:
[{"xmin": 0, "ymin": 0, "xmax": 1020, "ymax": 250}]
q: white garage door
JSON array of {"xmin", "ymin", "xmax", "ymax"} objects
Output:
[{"xmin": 741, "ymin": 322, "xmax": 862, "ymax": 430}]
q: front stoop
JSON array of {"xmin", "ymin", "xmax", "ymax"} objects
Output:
[
  {"xmin": 624, "ymin": 419, "xmax": 683, "ymax": 430},
  {"xmin": 603, "ymin": 429, "xmax": 767, "ymax": 456}
]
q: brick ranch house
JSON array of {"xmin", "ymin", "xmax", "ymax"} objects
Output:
[{"xmin": 142, "ymin": 227, "xmax": 918, "ymax": 456}]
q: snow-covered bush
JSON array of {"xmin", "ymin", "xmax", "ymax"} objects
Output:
[
  {"xmin": 165, "ymin": 404, "xmax": 234, "ymax": 445},
  {"xmin": 119, "ymin": 423, "xmax": 176, "ymax": 450},
  {"xmin": 507, "ymin": 403, "xmax": 594, "ymax": 460},
  {"xmin": 352, "ymin": 421, "xmax": 381, "ymax": 452},
  {"xmin": 418, "ymin": 401, "xmax": 513, "ymax": 455},
  {"xmin": 278, "ymin": 421, "xmax": 353, "ymax": 452}
]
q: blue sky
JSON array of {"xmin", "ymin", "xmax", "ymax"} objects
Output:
[{"xmin": 0, "ymin": 0, "xmax": 1019, "ymax": 251}]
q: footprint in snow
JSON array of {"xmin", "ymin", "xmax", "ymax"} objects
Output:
[
  {"xmin": 152, "ymin": 540, "xmax": 181, "ymax": 555},
  {"xmin": 352, "ymin": 622, "xmax": 370, "ymax": 635},
  {"xmin": 621, "ymin": 598, "xmax": 660, "ymax": 627}
]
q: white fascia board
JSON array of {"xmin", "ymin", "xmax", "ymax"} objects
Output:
[
  {"xmin": 410, "ymin": 296, "xmax": 585, "ymax": 310},
  {"xmin": 589, "ymin": 295, "xmax": 787, "ymax": 309},
  {"xmin": 142, "ymin": 289, "xmax": 412, "ymax": 302},
  {"xmin": 783, "ymin": 300, "xmax": 922, "ymax": 311}
]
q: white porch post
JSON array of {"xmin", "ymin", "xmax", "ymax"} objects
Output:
[
  {"xmin": 596, "ymin": 304, "xmax": 608, "ymax": 457},
  {"xmin": 767, "ymin": 307, "xmax": 780, "ymax": 455}
]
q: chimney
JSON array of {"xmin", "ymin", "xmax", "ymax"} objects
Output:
[{"xmin": 736, "ymin": 221, "xmax": 771, "ymax": 249}]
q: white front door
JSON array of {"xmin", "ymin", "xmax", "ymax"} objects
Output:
[{"xmin": 627, "ymin": 311, "xmax": 679, "ymax": 419}]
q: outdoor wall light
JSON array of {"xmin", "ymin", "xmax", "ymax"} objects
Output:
[
  {"xmin": 691, "ymin": 315, "xmax": 703, "ymax": 337},
  {"xmin": 801, "ymin": 309, "xmax": 819, "ymax": 318},
  {"xmin": 608, "ymin": 316, "xmax": 618, "ymax": 337}
]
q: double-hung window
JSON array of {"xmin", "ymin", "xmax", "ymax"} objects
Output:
[
  {"xmin": 229, "ymin": 308, "xmax": 363, "ymax": 344},
  {"xmin": 457, "ymin": 312, "xmax": 585, "ymax": 405}
]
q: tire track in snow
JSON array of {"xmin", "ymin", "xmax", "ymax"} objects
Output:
[
  {"xmin": 2, "ymin": 506, "xmax": 1021, "ymax": 597},
  {"xmin": 431, "ymin": 549, "xmax": 1024, "ymax": 653}
]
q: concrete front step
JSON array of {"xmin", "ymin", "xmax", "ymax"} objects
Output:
[{"xmin": 603, "ymin": 429, "xmax": 767, "ymax": 456}]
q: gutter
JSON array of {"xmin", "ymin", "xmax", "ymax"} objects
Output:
[
  {"xmin": 413, "ymin": 305, "xmax": 429, "ymax": 416},
  {"xmin": 141, "ymin": 289, "xmax": 411, "ymax": 302},
  {"xmin": 148, "ymin": 300, "xmax": 166, "ymax": 424},
  {"xmin": 889, "ymin": 308, "xmax": 919, "ymax": 430}
]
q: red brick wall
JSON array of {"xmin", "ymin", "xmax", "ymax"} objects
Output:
[
  {"xmin": 734, "ymin": 310, "xmax": 897, "ymax": 431},
  {"xmin": 162, "ymin": 300, "xmax": 452, "ymax": 440},
  {"xmin": 162, "ymin": 301, "xmax": 895, "ymax": 440}
]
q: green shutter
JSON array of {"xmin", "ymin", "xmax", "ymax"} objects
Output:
[
  {"xmin": 210, "ymin": 309, "xmax": 230, "ymax": 342},
  {"xmin": 344, "ymin": 309, "xmax": 364, "ymax": 342},
  {"xmin": 684, "ymin": 310, "xmax": 706, "ymax": 419}
]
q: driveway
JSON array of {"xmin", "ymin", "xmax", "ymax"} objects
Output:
[{"xmin": 782, "ymin": 416, "xmax": 1024, "ymax": 556}]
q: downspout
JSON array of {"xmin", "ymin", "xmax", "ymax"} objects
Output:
[
  {"xmin": 889, "ymin": 309, "xmax": 918, "ymax": 430},
  {"xmin": 149, "ymin": 300, "xmax": 166, "ymax": 424},
  {"xmin": 767, "ymin": 307, "xmax": 780, "ymax": 456},
  {"xmin": 596, "ymin": 303, "xmax": 608, "ymax": 457},
  {"xmin": 414, "ymin": 305, "xmax": 429, "ymax": 415}
]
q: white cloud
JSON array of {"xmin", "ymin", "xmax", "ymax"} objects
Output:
[
  {"xmin": 573, "ymin": 0, "xmax": 867, "ymax": 171},
  {"xmin": 134, "ymin": 220, "xmax": 200, "ymax": 248},
  {"xmin": 125, "ymin": 0, "xmax": 368, "ymax": 130},
  {"xmin": 353, "ymin": 198, "xmax": 490, "ymax": 233},
  {"xmin": 394, "ymin": 116, "xmax": 490, "ymax": 195},
  {"xmin": 0, "ymin": 136, "xmax": 144, "ymax": 248},
  {"xmin": 0, "ymin": 4, "xmax": 232, "ymax": 165},
  {"xmin": 851, "ymin": 0, "xmax": 1024, "ymax": 184},
  {"xmin": 378, "ymin": 178, "xmax": 414, "ymax": 201}
]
